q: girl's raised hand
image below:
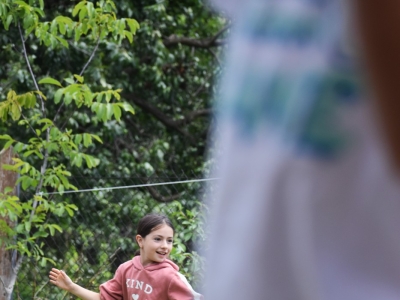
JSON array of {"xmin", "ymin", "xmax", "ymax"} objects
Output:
[{"xmin": 49, "ymin": 268, "xmax": 73, "ymax": 291}]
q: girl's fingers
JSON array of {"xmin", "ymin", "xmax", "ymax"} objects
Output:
[{"xmin": 49, "ymin": 268, "xmax": 63, "ymax": 285}]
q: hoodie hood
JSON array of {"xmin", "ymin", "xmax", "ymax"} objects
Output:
[{"xmin": 132, "ymin": 255, "xmax": 179, "ymax": 272}]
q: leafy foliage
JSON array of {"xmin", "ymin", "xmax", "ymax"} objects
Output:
[{"xmin": 0, "ymin": 0, "xmax": 226, "ymax": 298}]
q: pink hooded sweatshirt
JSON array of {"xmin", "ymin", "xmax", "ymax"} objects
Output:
[{"xmin": 99, "ymin": 256, "xmax": 203, "ymax": 300}]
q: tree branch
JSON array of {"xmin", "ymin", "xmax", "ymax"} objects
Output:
[
  {"xmin": 122, "ymin": 93, "xmax": 211, "ymax": 142},
  {"xmin": 146, "ymin": 185, "xmax": 182, "ymax": 203},
  {"xmin": 192, "ymin": 72, "xmax": 215, "ymax": 98},
  {"xmin": 163, "ymin": 26, "xmax": 230, "ymax": 48},
  {"xmin": 34, "ymin": 279, "xmax": 49, "ymax": 299},
  {"xmin": 209, "ymin": 25, "xmax": 230, "ymax": 44},
  {"xmin": 1, "ymin": 254, "xmax": 24, "ymax": 300},
  {"xmin": 123, "ymin": 93, "xmax": 194, "ymax": 142},
  {"xmin": 207, "ymin": 47, "xmax": 222, "ymax": 67},
  {"xmin": 175, "ymin": 109, "xmax": 211, "ymax": 126}
]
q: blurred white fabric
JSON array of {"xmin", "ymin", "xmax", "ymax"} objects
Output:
[{"xmin": 203, "ymin": 0, "xmax": 400, "ymax": 299}]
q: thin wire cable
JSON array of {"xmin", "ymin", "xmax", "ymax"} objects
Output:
[{"xmin": 41, "ymin": 177, "xmax": 220, "ymax": 196}]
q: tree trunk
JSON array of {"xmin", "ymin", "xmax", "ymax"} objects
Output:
[{"xmin": 0, "ymin": 148, "xmax": 18, "ymax": 300}]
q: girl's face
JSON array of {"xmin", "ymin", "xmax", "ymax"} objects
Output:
[{"xmin": 136, "ymin": 224, "xmax": 174, "ymax": 267}]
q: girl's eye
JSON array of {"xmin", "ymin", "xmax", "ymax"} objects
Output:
[
  {"xmin": 167, "ymin": 240, "xmax": 173, "ymax": 244},
  {"xmin": 154, "ymin": 237, "xmax": 161, "ymax": 241}
]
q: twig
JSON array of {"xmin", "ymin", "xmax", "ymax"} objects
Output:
[
  {"xmin": 79, "ymin": 35, "xmax": 101, "ymax": 77},
  {"xmin": 163, "ymin": 25, "xmax": 230, "ymax": 48},
  {"xmin": 33, "ymin": 278, "xmax": 48, "ymax": 298},
  {"xmin": 109, "ymin": 247, "xmax": 121, "ymax": 260},
  {"xmin": 18, "ymin": 22, "xmax": 45, "ymax": 117},
  {"xmin": 53, "ymin": 35, "xmax": 102, "ymax": 124},
  {"xmin": 0, "ymin": 76, "xmax": 19, "ymax": 92},
  {"xmin": 123, "ymin": 93, "xmax": 195, "ymax": 143},
  {"xmin": 18, "ymin": 22, "xmax": 50, "ymax": 219},
  {"xmin": 21, "ymin": 113, "xmax": 42, "ymax": 141},
  {"xmin": 207, "ymin": 47, "xmax": 222, "ymax": 67},
  {"xmin": 69, "ymin": 40, "xmax": 91, "ymax": 56},
  {"xmin": 146, "ymin": 185, "xmax": 182, "ymax": 203},
  {"xmin": 175, "ymin": 109, "xmax": 211, "ymax": 126},
  {"xmin": 192, "ymin": 73, "xmax": 214, "ymax": 98},
  {"xmin": 33, "ymin": 127, "xmax": 50, "ymax": 207},
  {"xmin": 85, "ymin": 248, "xmax": 120, "ymax": 288},
  {"xmin": 209, "ymin": 25, "xmax": 230, "ymax": 44}
]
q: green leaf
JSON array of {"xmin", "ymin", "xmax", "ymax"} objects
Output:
[
  {"xmin": 124, "ymin": 30, "xmax": 133, "ymax": 43},
  {"xmin": 74, "ymin": 74, "xmax": 84, "ymax": 83},
  {"xmin": 83, "ymin": 90, "xmax": 93, "ymax": 105},
  {"xmin": 64, "ymin": 92, "xmax": 73, "ymax": 105},
  {"xmin": 57, "ymin": 184, "xmax": 64, "ymax": 194},
  {"xmin": 72, "ymin": 1, "xmax": 87, "ymax": 17},
  {"xmin": 5, "ymin": 15, "xmax": 13, "ymax": 30},
  {"xmin": 83, "ymin": 133, "xmax": 92, "ymax": 147},
  {"xmin": 71, "ymin": 153, "xmax": 82, "ymax": 167},
  {"xmin": 78, "ymin": 6, "xmax": 88, "ymax": 21},
  {"xmin": 55, "ymin": 36, "xmax": 69, "ymax": 48},
  {"xmin": 48, "ymin": 225, "xmax": 54, "ymax": 236},
  {"xmin": 106, "ymin": 103, "xmax": 113, "ymax": 120},
  {"xmin": 95, "ymin": 93, "xmax": 103, "ymax": 102},
  {"xmin": 119, "ymin": 102, "xmax": 135, "ymax": 115},
  {"xmin": 52, "ymin": 224, "xmax": 62, "ymax": 233},
  {"xmin": 74, "ymin": 134, "xmax": 82, "ymax": 145},
  {"xmin": 4, "ymin": 187, "xmax": 14, "ymax": 194},
  {"xmin": 33, "ymin": 231, "xmax": 48, "ymax": 239},
  {"xmin": 0, "ymin": 135, "xmax": 12, "ymax": 140},
  {"xmin": 37, "ymin": 118, "xmax": 54, "ymax": 125},
  {"xmin": 58, "ymin": 20, "xmax": 66, "ymax": 35},
  {"xmin": 105, "ymin": 92, "xmax": 112, "ymax": 102},
  {"xmin": 11, "ymin": 103, "xmax": 21, "ymax": 121},
  {"xmin": 33, "ymin": 7, "xmax": 45, "ymax": 18},
  {"xmin": 112, "ymin": 103, "xmax": 122, "ymax": 121},
  {"xmin": 26, "ymin": 93, "xmax": 37, "ymax": 108},
  {"xmin": 58, "ymin": 174, "xmax": 69, "ymax": 188},
  {"xmin": 64, "ymin": 77, "xmax": 75, "ymax": 84},
  {"xmin": 22, "ymin": 150, "xmax": 35, "ymax": 157},
  {"xmin": 113, "ymin": 90, "xmax": 121, "ymax": 100},
  {"xmin": 65, "ymin": 206, "xmax": 75, "ymax": 217},
  {"xmin": 35, "ymin": 90, "xmax": 47, "ymax": 100},
  {"xmin": 94, "ymin": 103, "xmax": 105, "ymax": 121},
  {"xmin": 83, "ymin": 154, "xmax": 99, "ymax": 168},
  {"xmin": 75, "ymin": 27, "xmax": 83, "ymax": 41},
  {"xmin": 38, "ymin": 77, "xmax": 62, "ymax": 87},
  {"xmin": 21, "ymin": 177, "xmax": 32, "ymax": 190},
  {"xmin": 86, "ymin": 1, "xmax": 95, "ymax": 19},
  {"xmin": 126, "ymin": 18, "xmax": 140, "ymax": 33},
  {"xmin": 25, "ymin": 221, "xmax": 31, "ymax": 232},
  {"xmin": 40, "ymin": 257, "xmax": 46, "ymax": 267},
  {"xmin": 35, "ymin": 150, "xmax": 44, "ymax": 159},
  {"xmin": 91, "ymin": 134, "xmax": 103, "ymax": 144},
  {"xmin": 54, "ymin": 88, "xmax": 64, "ymax": 104}
]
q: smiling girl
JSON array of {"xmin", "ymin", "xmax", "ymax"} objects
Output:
[{"xmin": 49, "ymin": 213, "xmax": 202, "ymax": 300}]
